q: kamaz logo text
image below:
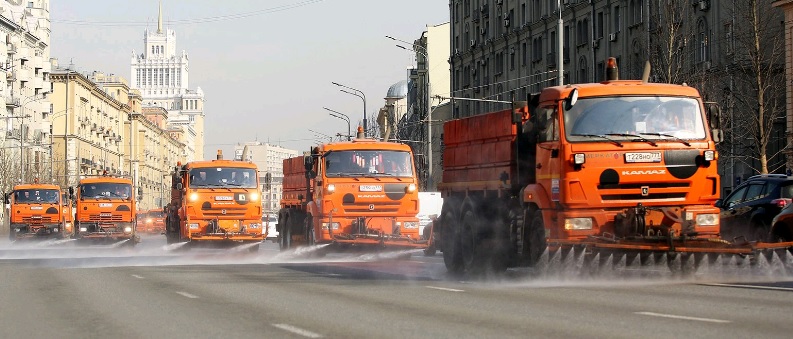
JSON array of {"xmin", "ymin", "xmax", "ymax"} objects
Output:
[{"xmin": 622, "ymin": 170, "xmax": 666, "ymax": 175}]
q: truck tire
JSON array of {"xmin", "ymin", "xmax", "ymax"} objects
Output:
[
  {"xmin": 441, "ymin": 199, "xmax": 463, "ymax": 274},
  {"xmin": 280, "ymin": 213, "xmax": 292, "ymax": 250},
  {"xmin": 304, "ymin": 215, "xmax": 315, "ymax": 246},
  {"xmin": 528, "ymin": 212, "xmax": 547, "ymax": 267}
]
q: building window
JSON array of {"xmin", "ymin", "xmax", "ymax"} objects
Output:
[
  {"xmin": 613, "ymin": 5, "xmax": 621, "ymax": 33},
  {"xmin": 578, "ymin": 57, "xmax": 588, "ymax": 83},
  {"xmin": 697, "ymin": 19, "xmax": 709, "ymax": 62},
  {"xmin": 596, "ymin": 12, "xmax": 604, "ymax": 39}
]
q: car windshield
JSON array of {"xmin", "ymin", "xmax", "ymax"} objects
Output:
[
  {"xmin": 565, "ymin": 96, "xmax": 707, "ymax": 142},
  {"xmin": 80, "ymin": 183, "xmax": 132, "ymax": 200},
  {"xmin": 13, "ymin": 189, "xmax": 60, "ymax": 203},
  {"xmin": 324, "ymin": 150, "xmax": 414, "ymax": 177},
  {"xmin": 188, "ymin": 167, "xmax": 258, "ymax": 189}
]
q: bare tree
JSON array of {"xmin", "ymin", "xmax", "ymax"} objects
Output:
[
  {"xmin": 646, "ymin": 1, "xmax": 700, "ymax": 84},
  {"xmin": 727, "ymin": 0, "xmax": 787, "ymax": 175}
]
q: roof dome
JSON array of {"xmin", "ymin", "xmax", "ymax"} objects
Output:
[{"xmin": 386, "ymin": 80, "xmax": 408, "ymax": 99}]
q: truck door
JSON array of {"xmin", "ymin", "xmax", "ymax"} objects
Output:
[{"xmin": 535, "ymin": 104, "xmax": 562, "ymax": 204}]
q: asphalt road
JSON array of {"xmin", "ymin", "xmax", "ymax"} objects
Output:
[{"xmin": 1, "ymin": 235, "xmax": 792, "ymax": 338}]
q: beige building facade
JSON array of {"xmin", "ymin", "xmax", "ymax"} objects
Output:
[
  {"xmin": 234, "ymin": 142, "xmax": 299, "ymax": 213},
  {"xmin": 0, "ymin": 0, "xmax": 52, "ymax": 190}
]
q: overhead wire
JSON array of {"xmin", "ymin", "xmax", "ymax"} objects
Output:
[{"xmin": 52, "ymin": 0, "xmax": 325, "ymax": 27}]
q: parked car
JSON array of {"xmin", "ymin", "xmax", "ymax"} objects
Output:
[
  {"xmin": 262, "ymin": 214, "xmax": 279, "ymax": 242},
  {"xmin": 715, "ymin": 174, "xmax": 793, "ymax": 242}
]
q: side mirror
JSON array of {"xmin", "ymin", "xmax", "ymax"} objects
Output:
[
  {"xmin": 564, "ymin": 88, "xmax": 579, "ymax": 111},
  {"xmin": 512, "ymin": 101, "xmax": 528, "ymax": 124},
  {"xmin": 714, "ymin": 199, "xmax": 723, "ymax": 208},
  {"xmin": 304, "ymin": 155, "xmax": 314, "ymax": 171},
  {"xmin": 176, "ymin": 183, "xmax": 183, "ymax": 190}
]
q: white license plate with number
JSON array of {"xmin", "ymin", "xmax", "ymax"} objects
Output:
[
  {"xmin": 99, "ymin": 203, "xmax": 113, "ymax": 208},
  {"xmin": 215, "ymin": 196, "xmax": 233, "ymax": 201},
  {"xmin": 359, "ymin": 185, "xmax": 383, "ymax": 192},
  {"xmin": 30, "ymin": 206, "xmax": 43, "ymax": 210},
  {"xmin": 625, "ymin": 152, "xmax": 661, "ymax": 163}
]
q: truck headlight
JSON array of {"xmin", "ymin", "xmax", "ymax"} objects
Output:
[
  {"xmin": 703, "ymin": 150, "xmax": 715, "ymax": 161},
  {"xmin": 564, "ymin": 217, "xmax": 593, "ymax": 230},
  {"xmin": 326, "ymin": 184, "xmax": 335, "ymax": 194},
  {"xmin": 53, "ymin": 227, "xmax": 59, "ymax": 233},
  {"xmin": 321, "ymin": 222, "xmax": 340, "ymax": 230},
  {"xmin": 189, "ymin": 192, "xmax": 199, "ymax": 202},
  {"xmin": 572, "ymin": 153, "xmax": 586, "ymax": 165},
  {"xmin": 65, "ymin": 222, "xmax": 72, "ymax": 230},
  {"xmin": 79, "ymin": 227, "xmax": 88, "ymax": 232},
  {"xmin": 123, "ymin": 226, "xmax": 133, "ymax": 233},
  {"xmin": 146, "ymin": 218, "xmax": 153, "ymax": 223},
  {"xmin": 250, "ymin": 192, "xmax": 259, "ymax": 201},
  {"xmin": 406, "ymin": 184, "xmax": 417, "ymax": 193},
  {"xmin": 696, "ymin": 213, "xmax": 719, "ymax": 226},
  {"xmin": 188, "ymin": 223, "xmax": 199, "ymax": 229},
  {"xmin": 403, "ymin": 221, "xmax": 419, "ymax": 229}
]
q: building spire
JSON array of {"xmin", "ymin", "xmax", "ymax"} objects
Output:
[{"xmin": 157, "ymin": 0, "xmax": 163, "ymax": 34}]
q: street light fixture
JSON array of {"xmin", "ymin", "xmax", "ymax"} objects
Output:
[
  {"xmin": 323, "ymin": 107, "xmax": 351, "ymax": 141},
  {"xmin": 331, "ymin": 82, "xmax": 367, "ymax": 138}
]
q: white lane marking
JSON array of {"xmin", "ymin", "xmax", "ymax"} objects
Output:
[
  {"xmin": 635, "ymin": 312, "xmax": 730, "ymax": 323},
  {"xmin": 272, "ymin": 323, "xmax": 323, "ymax": 338},
  {"xmin": 175, "ymin": 291, "xmax": 199, "ymax": 299},
  {"xmin": 425, "ymin": 286, "xmax": 465, "ymax": 292},
  {"xmin": 131, "ymin": 274, "xmax": 144, "ymax": 279},
  {"xmin": 700, "ymin": 283, "xmax": 793, "ymax": 292}
]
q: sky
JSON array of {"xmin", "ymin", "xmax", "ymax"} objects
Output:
[{"xmin": 50, "ymin": 0, "xmax": 450, "ymax": 160}]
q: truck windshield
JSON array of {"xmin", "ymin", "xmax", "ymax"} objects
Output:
[
  {"xmin": 188, "ymin": 167, "xmax": 258, "ymax": 189},
  {"xmin": 324, "ymin": 150, "xmax": 414, "ymax": 177},
  {"xmin": 80, "ymin": 183, "xmax": 132, "ymax": 200},
  {"xmin": 565, "ymin": 96, "xmax": 707, "ymax": 142},
  {"xmin": 13, "ymin": 189, "xmax": 60, "ymax": 203}
]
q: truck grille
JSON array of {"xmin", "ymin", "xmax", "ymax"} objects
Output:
[
  {"xmin": 343, "ymin": 201, "xmax": 402, "ymax": 214},
  {"xmin": 202, "ymin": 207, "xmax": 248, "ymax": 218},
  {"xmin": 598, "ymin": 182, "xmax": 690, "ymax": 201},
  {"xmin": 88, "ymin": 214, "xmax": 124, "ymax": 221},
  {"xmin": 22, "ymin": 216, "xmax": 54, "ymax": 223}
]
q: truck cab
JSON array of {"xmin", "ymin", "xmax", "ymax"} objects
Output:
[
  {"xmin": 6, "ymin": 183, "xmax": 70, "ymax": 240},
  {"xmin": 165, "ymin": 152, "xmax": 264, "ymax": 247},
  {"xmin": 74, "ymin": 176, "xmax": 139, "ymax": 244}
]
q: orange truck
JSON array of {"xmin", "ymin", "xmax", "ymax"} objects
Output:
[
  {"xmin": 74, "ymin": 175, "xmax": 139, "ymax": 245},
  {"xmin": 164, "ymin": 151, "xmax": 264, "ymax": 248},
  {"xmin": 278, "ymin": 127, "xmax": 425, "ymax": 251},
  {"xmin": 4, "ymin": 182, "xmax": 73, "ymax": 240},
  {"xmin": 433, "ymin": 58, "xmax": 793, "ymax": 275},
  {"xmin": 138, "ymin": 209, "xmax": 165, "ymax": 234}
]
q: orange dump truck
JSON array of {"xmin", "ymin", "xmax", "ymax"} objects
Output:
[
  {"xmin": 278, "ymin": 128, "xmax": 425, "ymax": 251},
  {"xmin": 164, "ymin": 151, "xmax": 264, "ymax": 248},
  {"xmin": 433, "ymin": 58, "xmax": 793, "ymax": 275},
  {"xmin": 74, "ymin": 175, "xmax": 139, "ymax": 245},
  {"xmin": 4, "ymin": 182, "xmax": 72, "ymax": 240}
]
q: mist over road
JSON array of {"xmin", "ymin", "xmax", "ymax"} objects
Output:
[{"xmin": 1, "ymin": 237, "xmax": 792, "ymax": 338}]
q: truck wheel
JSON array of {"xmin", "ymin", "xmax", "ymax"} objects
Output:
[
  {"xmin": 459, "ymin": 209, "xmax": 481, "ymax": 273},
  {"xmin": 528, "ymin": 212, "xmax": 548, "ymax": 267},
  {"xmin": 280, "ymin": 214, "xmax": 292, "ymax": 250},
  {"xmin": 305, "ymin": 215, "xmax": 315, "ymax": 246},
  {"xmin": 441, "ymin": 201, "xmax": 463, "ymax": 274}
]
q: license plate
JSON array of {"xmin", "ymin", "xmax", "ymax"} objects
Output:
[
  {"xmin": 100, "ymin": 213, "xmax": 112, "ymax": 217},
  {"xmin": 624, "ymin": 152, "xmax": 661, "ymax": 163},
  {"xmin": 30, "ymin": 206, "xmax": 43, "ymax": 210},
  {"xmin": 359, "ymin": 185, "xmax": 382, "ymax": 192},
  {"xmin": 99, "ymin": 203, "xmax": 113, "ymax": 208},
  {"xmin": 215, "ymin": 196, "xmax": 233, "ymax": 201}
]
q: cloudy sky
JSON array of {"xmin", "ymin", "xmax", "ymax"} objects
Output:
[{"xmin": 50, "ymin": 0, "xmax": 450, "ymax": 159}]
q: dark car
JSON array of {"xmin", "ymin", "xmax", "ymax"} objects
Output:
[{"xmin": 715, "ymin": 174, "xmax": 793, "ymax": 242}]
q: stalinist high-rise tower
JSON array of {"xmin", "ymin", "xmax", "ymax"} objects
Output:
[{"xmin": 130, "ymin": 1, "xmax": 205, "ymax": 161}]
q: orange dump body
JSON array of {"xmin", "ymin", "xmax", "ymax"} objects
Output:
[{"xmin": 138, "ymin": 209, "xmax": 165, "ymax": 234}]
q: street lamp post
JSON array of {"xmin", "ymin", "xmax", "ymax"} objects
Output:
[
  {"xmin": 331, "ymin": 82, "xmax": 367, "ymax": 138},
  {"xmin": 323, "ymin": 107, "xmax": 351, "ymax": 141}
]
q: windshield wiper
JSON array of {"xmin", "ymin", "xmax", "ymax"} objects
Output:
[
  {"xmin": 639, "ymin": 133, "xmax": 691, "ymax": 146},
  {"xmin": 606, "ymin": 133, "xmax": 658, "ymax": 147},
  {"xmin": 570, "ymin": 134, "xmax": 623, "ymax": 147}
]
